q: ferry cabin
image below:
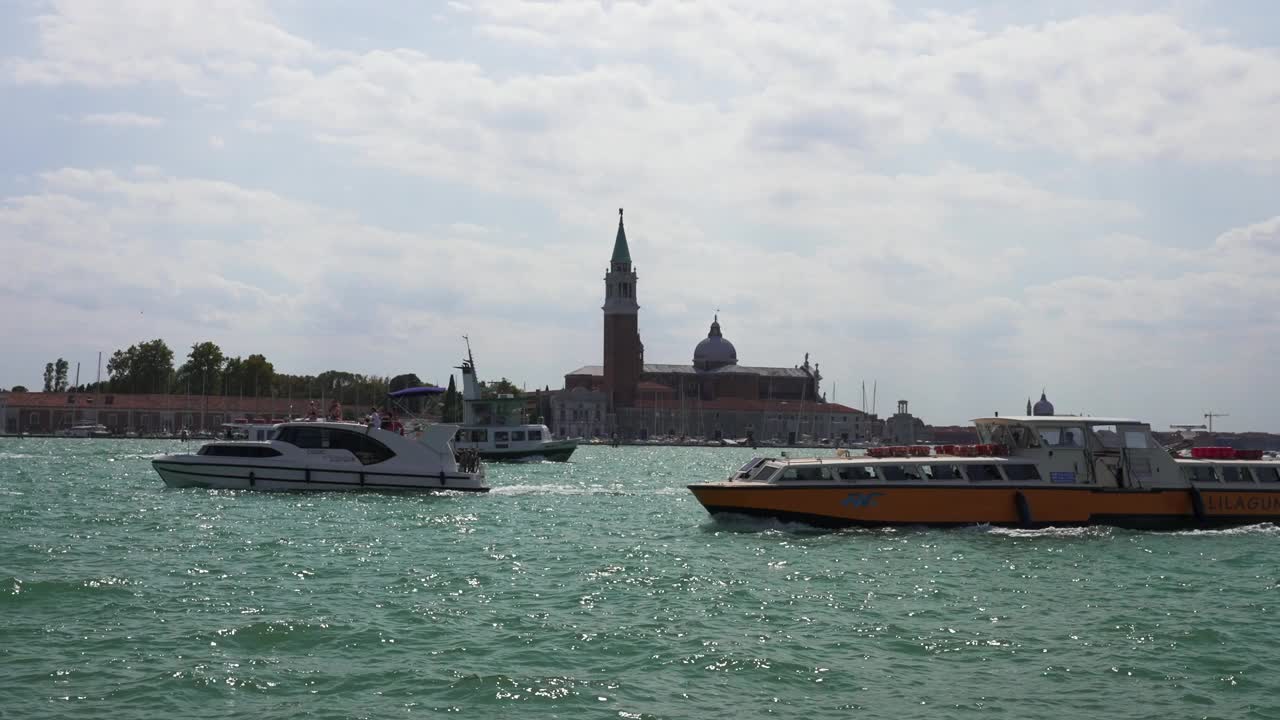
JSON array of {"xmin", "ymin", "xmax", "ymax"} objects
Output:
[{"xmin": 688, "ymin": 416, "xmax": 1280, "ymax": 528}]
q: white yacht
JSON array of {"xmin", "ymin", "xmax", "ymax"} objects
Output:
[
  {"xmin": 450, "ymin": 344, "xmax": 577, "ymax": 462},
  {"xmin": 57, "ymin": 423, "xmax": 111, "ymax": 438},
  {"xmin": 151, "ymin": 421, "xmax": 487, "ymax": 492}
]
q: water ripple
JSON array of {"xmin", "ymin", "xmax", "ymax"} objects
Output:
[{"xmin": 3, "ymin": 439, "xmax": 1280, "ymax": 718}]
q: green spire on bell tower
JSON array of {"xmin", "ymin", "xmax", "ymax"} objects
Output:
[{"xmin": 611, "ymin": 207, "xmax": 631, "ymax": 265}]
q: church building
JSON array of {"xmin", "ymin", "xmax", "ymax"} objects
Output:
[{"xmin": 555, "ymin": 210, "xmax": 874, "ymax": 442}]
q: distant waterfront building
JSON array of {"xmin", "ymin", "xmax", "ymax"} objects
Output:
[
  {"xmin": 0, "ymin": 391, "xmax": 318, "ymax": 435},
  {"xmin": 1033, "ymin": 391, "xmax": 1055, "ymax": 416},
  {"xmin": 555, "ymin": 209, "xmax": 875, "ymax": 442},
  {"xmin": 884, "ymin": 400, "xmax": 927, "ymax": 444}
]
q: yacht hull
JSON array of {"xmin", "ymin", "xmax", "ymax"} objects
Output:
[
  {"xmin": 688, "ymin": 484, "xmax": 1280, "ymax": 529},
  {"xmin": 153, "ymin": 459, "xmax": 488, "ymax": 493}
]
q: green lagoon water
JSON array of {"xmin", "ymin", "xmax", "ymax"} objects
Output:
[{"xmin": 2, "ymin": 438, "xmax": 1279, "ymax": 719}]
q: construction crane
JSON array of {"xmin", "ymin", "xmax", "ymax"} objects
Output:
[{"xmin": 1204, "ymin": 412, "xmax": 1229, "ymax": 432}]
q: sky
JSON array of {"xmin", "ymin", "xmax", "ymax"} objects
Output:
[{"xmin": 2, "ymin": 0, "xmax": 1280, "ymax": 431}]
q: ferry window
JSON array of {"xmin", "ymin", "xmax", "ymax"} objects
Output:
[
  {"xmin": 929, "ymin": 464, "xmax": 963, "ymax": 480},
  {"xmin": 1003, "ymin": 464, "xmax": 1042, "ymax": 482},
  {"xmin": 900, "ymin": 465, "xmax": 927, "ymax": 481},
  {"xmin": 1038, "ymin": 428, "xmax": 1063, "ymax": 446},
  {"xmin": 471, "ymin": 429, "xmax": 488, "ymax": 442},
  {"xmin": 1091, "ymin": 425, "xmax": 1122, "ymax": 449},
  {"xmin": 881, "ymin": 465, "xmax": 906, "ymax": 481},
  {"xmin": 837, "ymin": 466, "xmax": 877, "ymax": 481},
  {"xmin": 494, "ymin": 431, "xmax": 509, "ymax": 442},
  {"xmin": 1185, "ymin": 465, "xmax": 1217, "ymax": 483},
  {"xmin": 1123, "ymin": 431, "xmax": 1148, "ymax": 449},
  {"xmin": 792, "ymin": 466, "xmax": 828, "ymax": 481},
  {"xmin": 1256, "ymin": 467, "xmax": 1280, "ymax": 483},
  {"xmin": 527, "ymin": 429, "xmax": 542, "ymax": 441},
  {"xmin": 511, "ymin": 431, "xmax": 526, "ymax": 442},
  {"xmin": 1219, "ymin": 466, "xmax": 1245, "ymax": 483},
  {"xmin": 965, "ymin": 464, "xmax": 1001, "ymax": 482}
]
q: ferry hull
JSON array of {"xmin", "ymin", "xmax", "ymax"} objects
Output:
[
  {"xmin": 688, "ymin": 484, "xmax": 1280, "ymax": 529},
  {"xmin": 478, "ymin": 440, "xmax": 578, "ymax": 461}
]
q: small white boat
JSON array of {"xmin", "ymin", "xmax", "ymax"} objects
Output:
[
  {"xmin": 151, "ymin": 421, "xmax": 487, "ymax": 492},
  {"xmin": 447, "ymin": 343, "xmax": 577, "ymax": 462},
  {"xmin": 56, "ymin": 424, "xmax": 111, "ymax": 438}
]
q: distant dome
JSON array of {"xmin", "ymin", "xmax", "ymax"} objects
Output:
[
  {"xmin": 694, "ymin": 315, "xmax": 738, "ymax": 369},
  {"xmin": 1033, "ymin": 391, "xmax": 1055, "ymax": 416}
]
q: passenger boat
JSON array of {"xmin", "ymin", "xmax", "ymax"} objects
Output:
[
  {"xmin": 151, "ymin": 420, "xmax": 487, "ymax": 492},
  {"xmin": 688, "ymin": 415, "xmax": 1280, "ymax": 529},
  {"xmin": 56, "ymin": 423, "xmax": 111, "ymax": 438},
  {"xmin": 449, "ymin": 343, "xmax": 577, "ymax": 462}
]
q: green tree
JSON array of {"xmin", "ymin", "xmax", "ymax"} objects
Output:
[
  {"xmin": 442, "ymin": 375, "xmax": 462, "ymax": 423},
  {"xmin": 11, "ymin": 385, "xmax": 27, "ymax": 393},
  {"xmin": 178, "ymin": 341, "xmax": 225, "ymax": 395},
  {"xmin": 242, "ymin": 354, "xmax": 274, "ymax": 397},
  {"xmin": 43, "ymin": 363, "xmax": 54, "ymax": 392},
  {"xmin": 107, "ymin": 347, "xmax": 138, "ymax": 392},
  {"xmin": 132, "ymin": 340, "xmax": 175, "ymax": 393},
  {"xmin": 54, "ymin": 358, "xmax": 69, "ymax": 392},
  {"xmin": 389, "ymin": 373, "xmax": 423, "ymax": 393},
  {"xmin": 223, "ymin": 356, "xmax": 244, "ymax": 395},
  {"xmin": 481, "ymin": 377, "xmax": 522, "ymax": 398}
]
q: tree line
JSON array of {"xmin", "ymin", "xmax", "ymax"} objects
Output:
[{"xmin": 31, "ymin": 339, "xmax": 533, "ymax": 415}]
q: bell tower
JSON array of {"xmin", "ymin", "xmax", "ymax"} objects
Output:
[{"xmin": 603, "ymin": 208, "xmax": 642, "ymax": 410}]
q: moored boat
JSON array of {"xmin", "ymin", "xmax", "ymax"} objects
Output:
[
  {"xmin": 151, "ymin": 420, "xmax": 486, "ymax": 492},
  {"xmin": 688, "ymin": 415, "xmax": 1280, "ymax": 529},
  {"xmin": 56, "ymin": 423, "xmax": 111, "ymax": 438}
]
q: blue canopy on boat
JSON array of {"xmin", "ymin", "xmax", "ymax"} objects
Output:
[{"xmin": 387, "ymin": 386, "xmax": 447, "ymax": 398}]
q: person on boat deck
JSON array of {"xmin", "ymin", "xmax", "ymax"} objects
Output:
[
  {"xmin": 367, "ymin": 406, "xmax": 381, "ymax": 432},
  {"xmin": 1060, "ymin": 429, "xmax": 1079, "ymax": 447},
  {"xmin": 327, "ymin": 400, "xmax": 342, "ymax": 421},
  {"xmin": 306, "ymin": 402, "xmax": 319, "ymax": 421}
]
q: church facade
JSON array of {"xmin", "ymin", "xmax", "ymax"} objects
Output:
[{"xmin": 554, "ymin": 210, "xmax": 875, "ymax": 442}]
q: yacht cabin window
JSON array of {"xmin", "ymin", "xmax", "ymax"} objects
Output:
[
  {"xmin": 511, "ymin": 431, "xmax": 526, "ymax": 442},
  {"xmin": 527, "ymin": 429, "xmax": 542, "ymax": 441},
  {"xmin": 1256, "ymin": 467, "xmax": 1280, "ymax": 483}
]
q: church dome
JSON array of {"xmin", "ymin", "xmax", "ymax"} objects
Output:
[
  {"xmin": 693, "ymin": 316, "xmax": 738, "ymax": 369},
  {"xmin": 1033, "ymin": 391, "xmax": 1054, "ymax": 416}
]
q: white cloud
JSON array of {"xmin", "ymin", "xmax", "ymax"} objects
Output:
[
  {"xmin": 3, "ymin": 1, "xmax": 1280, "ymax": 428},
  {"xmin": 79, "ymin": 111, "xmax": 165, "ymax": 127},
  {"xmin": 7, "ymin": 0, "xmax": 320, "ymax": 94}
]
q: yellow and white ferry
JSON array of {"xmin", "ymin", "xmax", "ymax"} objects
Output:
[{"xmin": 688, "ymin": 415, "xmax": 1280, "ymax": 529}]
